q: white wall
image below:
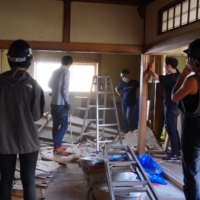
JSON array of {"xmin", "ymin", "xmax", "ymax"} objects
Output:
[
  {"xmin": 0, "ymin": 0, "xmax": 63, "ymax": 41},
  {"xmin": 71, "ymin": 2, "xmax": 144, "ymax": 45}
]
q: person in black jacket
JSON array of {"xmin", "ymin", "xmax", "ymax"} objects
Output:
[
  {"xmin": 148, "ymin": 56, "xmax": 181, "ymax": 161},
  {"xmin": 0, "ymin": 40, "xmax": 44, "ymax": 200},
  {"xmin": 172, "ymin": 39, "xmax": 200, "ymax": 200}
]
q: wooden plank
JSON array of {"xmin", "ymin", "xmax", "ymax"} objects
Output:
[
  {"xmin": 137, "ymin": 55, "xmax": 149, "ymax": 154},
  {"xmin": 0, "ymin": 40, "xmax": 143, "ymax": 54}
]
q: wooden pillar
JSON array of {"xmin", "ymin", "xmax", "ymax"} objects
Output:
[
  {"xmin": 63, "ymin": 0, "xmax": 71, "ymax": 42},
  {"xmin": 137, "ymin": 54, "xmax": 149, "ymax": 155}
]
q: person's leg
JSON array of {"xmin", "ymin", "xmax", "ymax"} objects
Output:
[
  {"xmin": 164, "ymin": 108, "xmax": 180, "ymax": 156},
  {"xmin": 134, "ymin": 98, "xmax": 140, "ymax": 129},
  {"xmin": 53, "ymin": 106, "xmax": 68, "ymax": 148},
  {"xmin": 126, "ymin": 105, "xmax": 135, "ymax": 131},
  {"xmin": 121, "ymin": 104, "xmax": 129, "ymax": 133},
  {"xmin": 51, "ymin": 105, "xmax": 60, "ymax": 147},
  {"xmin": 0, "ymin": 154, "xmax": 17, "ymax": 200},
  {"xmin": 19, "ymin": 151, "xmax": 38, "ymax": 200},
  {"xmin": 182, "ymin": 115, "xmax": 200, "ymax": 200}
]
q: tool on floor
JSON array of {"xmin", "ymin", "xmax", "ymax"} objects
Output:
[
  {"xmin": 79, "ymin": 76, "xmax": 123, "ymax": 153},
  {"xmin": 104, "ymin": 144, "xmax": 161, "ymax": 200},
  {"xmin": 68, "ymin": 111, "xmax": 74, "ymax": 154}
]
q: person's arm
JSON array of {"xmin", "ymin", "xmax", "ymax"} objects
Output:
[
  {"xmin": 115, "ymin": 87, "xmax": 122, "ymax": 97},
  {"xmin": 148, "ymin": 69, "xmax": 159, "ymax": 80},
  {"xmin": 172, "ymin": 65, "xmax": 191, "ymax": 95},
  {"xmin": 171, "ymin": 65, "xmax": 197, "ymax": 102},
  {"xmin": 31, "ymin": 81, "xmax": 45, "ymax": 121},
  {"xmin": 62, "ymin": 70, "xmax": 70, "ymax": 104}
]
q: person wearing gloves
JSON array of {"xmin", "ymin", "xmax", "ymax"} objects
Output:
[
  {"xmin": 48, "ymin": 55, "xmax": 73, "ymax": 156},
  {"xmin": 0, "ymin": 40, "xmax": 45, "ymax": 200},
  {"xmin": 172, "ymin": 39, "xmax": 200, "ymax": 200}
]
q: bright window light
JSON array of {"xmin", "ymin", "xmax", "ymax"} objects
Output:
[{"xmin": 34, "ymin": 62, "xmax": 96, "ymax": 92}]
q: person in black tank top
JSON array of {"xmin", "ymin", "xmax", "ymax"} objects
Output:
[{"xmin": 172, "ymin": 39, "xmax": 200, "ymax": 200}]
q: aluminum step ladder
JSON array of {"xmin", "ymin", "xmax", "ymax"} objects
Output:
[
  {"xmin": 79, "ymin": 76, "xmax": 123, "ymax": 153},
  {"xmin": 104, "ymin": 144, "xmax": 161, "ymax": 200}
]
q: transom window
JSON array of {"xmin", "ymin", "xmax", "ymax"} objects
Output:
[{"xmin": 158, "ymin": 0, "xmax": 200, "ymax": 34}]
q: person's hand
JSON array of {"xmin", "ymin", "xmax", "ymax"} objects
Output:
[
  {"xmin": 183, "ymin": 63, "xmax": 192, "ymax": 75},
  {"xmin": 64, "ymin": 103, "xmax": 70, "ymax": 111}
]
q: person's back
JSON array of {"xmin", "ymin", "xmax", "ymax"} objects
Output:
[
  {"xmin": 50, "ymin": 66, "xmax": 70, "ymax": 105},
  {"xmin": 0, "ymin": 40, "xmax": 44, "ymax": 200},
  {"xmin": 0, "ymin": 70, "xmax": 44, "ymax": 153}
]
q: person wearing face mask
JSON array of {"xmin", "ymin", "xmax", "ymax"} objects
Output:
[
  {"xmin": 115, "ymin": 69, "xmax": 140, "ymax": 134},
  {"xmin": 148, "ymin": 56, "xmax": 181, "ymax": 161},
  {"xmin": 172, "ymin": 39, "xmax": 200, "ymax": 200}
]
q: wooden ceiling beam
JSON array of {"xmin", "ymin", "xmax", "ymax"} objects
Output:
[
  {"xmin": 63, "ymin": 0, "xmax": 71, "ymax": 42},
  {"xmin": 69, "ymin": 0, "xmax": 154, "ymax": 6},
  {"xmin": 0, "ymin": 40, "xmax": 143, "ymax": 54},
  {"xmin": 144, "ymin": 29, "xmax": 200, "ymax": 54}
]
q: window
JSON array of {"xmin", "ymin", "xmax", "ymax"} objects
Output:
[
  {"xmin": 158, "ymin": 0, "xmax": 200, "ymax": 34},
  {"xmin": 34, "ymin": 62, "xmax": 97, "ymax": 92}
]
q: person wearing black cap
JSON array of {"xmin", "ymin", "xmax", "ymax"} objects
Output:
[
  {"xmin": 115, "ymin": 69, "xmax": 140, "ymax": 134},
  {"xmin": 172, "ymin": 39, "xmax": 200, "ymax": 200},
  {"xmin": 0, "ymin": 40, "xmax": 45, "ymax": 200},
  {"xmin": 148, "ymin": 56, "xmax": 181, "ymax": 161}
]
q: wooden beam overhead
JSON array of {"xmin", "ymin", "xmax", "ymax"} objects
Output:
[
  {"xmin": 0, "ymin": 40, "xmax": 143, "ymax": 54},
  {"xmin": 144, "ymin": 29, "xmax": 200, "ymax": 54},
  {"xmin": 59, "ymin": 0, "xmax": 155, "ymax": 6}
]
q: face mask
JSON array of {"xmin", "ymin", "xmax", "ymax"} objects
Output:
[{"xmin": 122, "ymin": 77, "xmax": 128, "ymax": 82}]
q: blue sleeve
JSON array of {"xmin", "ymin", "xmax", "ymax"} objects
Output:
[
  {"xmin": 117, "ymin": 82, "xmax": 123, "ymax": 90},
  {"xmin": 62, "ymin": 70, "xmax": 70, "ymax": 103}
]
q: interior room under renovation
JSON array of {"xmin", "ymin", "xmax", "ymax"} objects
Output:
[{"xmin": 0, "ymin": 0, "xmax": 200, "ymax": 200}]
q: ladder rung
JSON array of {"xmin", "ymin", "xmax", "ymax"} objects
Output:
[
  {"xmin": 109, "ymin": 161, "xmax": 136, "ymax": 166},
  {"xmin": 85, "ymin": 119, "xmax": 103, "ymax": 122},
  {"xmin": 112, "ymin": 181, "xmax": 148, "ymax": 187},
  {"xmin": 98, "ymin": 107, "xmax": 115, "ymax": 110},
  {"xmin": 98, "ymin": 91, "xmax": 113, "ymax": 94},
  {"xmin": 89, "ymin": 105, "xmax": 104, "ymax": 108},
  {"xmin": 98, "ymin": 123, "xmax": 118, "ymax": 127},
  {"xmin": 113, "ymin": 187, "xmax": 147, "ymax": 193},
  {"xmin": 99, "ymin": 140, "xmax": 113, "ymax": 144}
]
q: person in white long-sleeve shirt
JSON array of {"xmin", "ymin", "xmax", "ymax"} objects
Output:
[{"xmin": 48, "ymin": 55, "xmax": 73, "ymax": 156}]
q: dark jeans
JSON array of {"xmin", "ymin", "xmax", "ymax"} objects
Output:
[
  {"xmin": 164, "ymin": 107, "xmax": 181, "ymax": 155},
  {"xmin": 51, "ymin": 104, "xmax": 69, "ymax": 148},
  {"xmin": 182, "ymin": 115, "xmax": 200, "ymax": 200},
  {"xmin": 0, "ymin": 151, "xmax": 38, "ymax": 200},
  {"xmin": 122, "ymin": 104, "xmax": 136, "ymax": 132}
]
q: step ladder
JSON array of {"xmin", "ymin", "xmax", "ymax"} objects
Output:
[
  {"xmin": 79, "ymin": 76, "xmax": 123, "ymax": 153},
  {"xmin": 104, "ymin": 144, "xmax": 161, "ymax": 200}
]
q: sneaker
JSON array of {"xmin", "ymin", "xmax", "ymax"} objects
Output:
[
  {"xmin": 53, "ymin": 147, "xmax": 72, "ymax": 156},
  {"xmin": 166, "ymin": 151, "xmax": 181, "ymax": 156},
  {"xmin": 162, "ymin": 155, "xmax": 180, "ymax": 161}
]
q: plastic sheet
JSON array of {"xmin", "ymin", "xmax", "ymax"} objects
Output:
[{"xmin": 137, "ymin": 154, "xmax": 167, "ymax": 185}]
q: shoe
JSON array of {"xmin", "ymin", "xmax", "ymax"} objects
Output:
[
  {"xmin": 162, "ymin": 155, "xmax": 180, "ymax": 161},
  {"xmin": 166, "ymin": 151, "xmax": 181, "ymax": 156},
  {"xmin": 53, "ymin": 147, "xmax": 72, "ymax": 156}
]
